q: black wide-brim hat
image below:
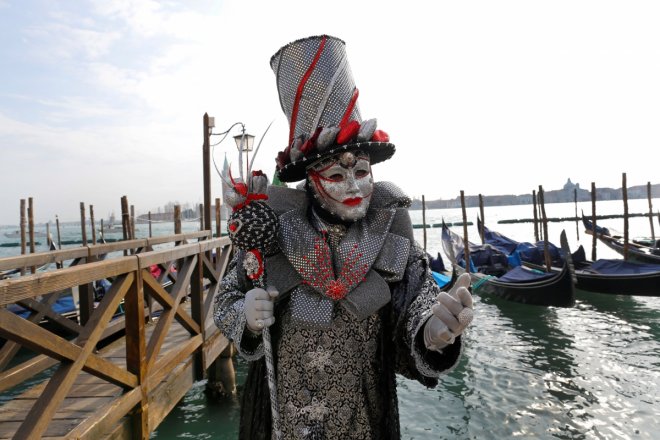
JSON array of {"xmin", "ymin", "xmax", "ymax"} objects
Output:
[{"xmin": 270, "ymin": 35, "xmax": 396, "ymax": 183}]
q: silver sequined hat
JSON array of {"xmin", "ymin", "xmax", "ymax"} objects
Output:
[{"xmin": 271, "ymin": 35, "xmax": 396, "ymax": 182}]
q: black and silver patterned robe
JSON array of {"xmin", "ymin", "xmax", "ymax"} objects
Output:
[{"xmin": 214, "ymin": 182, "xmax": 462, "ymax": 440}]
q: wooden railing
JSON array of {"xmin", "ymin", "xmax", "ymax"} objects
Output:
[{"xmin": 0, "ymin": 232, "xmax": 233, "ymax": 439}]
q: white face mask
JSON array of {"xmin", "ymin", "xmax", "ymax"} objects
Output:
[{"xmin": 308, "ymin": 151, "xmax": 374, "ymax": 222}]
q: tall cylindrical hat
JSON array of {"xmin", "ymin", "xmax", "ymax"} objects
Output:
[{"xmin": 271, "ymin": 35, "xmax": 395, "ymax": 182}]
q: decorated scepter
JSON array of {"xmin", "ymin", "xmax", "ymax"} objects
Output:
[{"xmin": 220, "ymin": 132, "xmax": 282, "ymax": 439}]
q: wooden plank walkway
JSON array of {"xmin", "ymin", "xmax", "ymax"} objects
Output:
[{"xmin": 0, "ymin": 233, "xmax": 234, "ymax": 439}]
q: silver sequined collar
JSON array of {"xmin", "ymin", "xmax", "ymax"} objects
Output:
[{"xmin": 278, "ymin": 206, "xmax": 396, "ymax": 297}]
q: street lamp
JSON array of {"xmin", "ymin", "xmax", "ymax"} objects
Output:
[{"xmin": 233, "ymin": 128, "xmax": 255, "ymax": 179}]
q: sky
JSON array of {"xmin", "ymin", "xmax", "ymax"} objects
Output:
[{"xmin": 1, "ymin": 0, "xmax": 659, "ymax": 225}]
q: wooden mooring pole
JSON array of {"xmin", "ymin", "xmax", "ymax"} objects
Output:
[
  {"xmin": 591, "ymin": 182, "xmax": 597, "ymax": 261},
  {"xmin": 532, "ymin": 190, "xmax": 539, "ymax": 242},
  {"xmin": 20, "ymin": 199, "xmax": 26, "ymax": 275},
  {"xmin": 479, "ymin": 194, "xmax": 485, "ymax": 244},
  {"xmin": 55, "ymin": 214, "xmax": 62, "ymax": 250},
  {"xmin": 460, "ymin": 191, "xmax": 470, "ymax": 273},
  {"xmin": 28, "ymin": 197, "xmax": 36, "ymax": 274},
  {"xmin": 623, "ymin": 173, "xmax": 629, "ymax": 260},
  {"xmin": 174, "ymin": 205, "xmax": 182, "ymax": 234},
  {"xmin": 121, "ymin": 196, "xmax": 130, "ymax": 256},
  {"xmin": 574, "ymin": 188, "xmax": 579, "ymax": 241},
  {"xmin": 130, "ymin": 205, "xmax": 136, "ymax": 240},
  {"xmin": 647, "ymin": 182, "xmax": 655, "ymax": 243},
  {"xmin": 422, "ymin": 195, "xmax": 427, "ymax": 252},
  {"xmin": 80, "ymin": 202, "xmax": 88, "ymax": 246},
  {"xmin": 90, "ymin": 204, "xmax": 97, "ymax": 245},
  {"xmin": 538, "ymin": 186, "xmax": 551, "ymax": 272}
]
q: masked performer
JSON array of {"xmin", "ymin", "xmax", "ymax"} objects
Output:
[{"xmin": 214, "ymin": 35, "xmax": 474, "ymax": 440}]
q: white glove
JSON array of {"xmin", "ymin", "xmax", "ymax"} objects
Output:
[
  {"xmin": 244, "ymin": 286, "xmax": 279, "ymax": 333},
  {"xmin": 424, "ymin": 272, "xmax": 474, "ymax": 351}
]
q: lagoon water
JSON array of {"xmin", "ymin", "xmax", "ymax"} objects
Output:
[{"xmin": 2, "ymin": 199, "xmax": 659, "ymax": 439}]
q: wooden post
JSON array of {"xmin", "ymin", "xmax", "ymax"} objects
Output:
[
  {"xmin": 20, "ymin": 199, "xmax": 26, "ymax": 259},
  {"xmin": 174, "ymin": 205, "xmax": 182, "ymax": 235},
  {"xmin": 28, "ymin": 198, "xmax": 36, "ymax": 273},
  {"xmin": 421, "ymin": 195, "xmax": 427, "ymax": 252},
  {"xmin": 591, "ymin": 182, "xmax": 597, "ymax": 261},
  {"xmin": 79, "ymin": 202, "xmax": 93, "ymax": 325},
  {"xmin": 215, "ymin": 198, "xmax": 222, "ymax": 238},
  {"xmin": 574, "ymin": 188, "xmax": 579, "ymax": 240},
  {"xmin": 537, "ymin": 192, "xmax": 544, "ymax": 241},
  {"xmin": 121, "ymin": 196, "xmax": 130, "ymax": 256},
  {"xmin": 460, "ymin": 190, "xmax": 470, "ymax": 273},
  {"xmin": 79, "ymin": 202, "xmax": 88, "ymax": 246},
  {"xmin": 479, "ymin": 194, "xmax": 485, "ymax": 244},
  {"xmin": 90, "ymin": 205, "xmax": 97, "ymax": 245},
  {"xmin": 124, "ymin": 266, "xmax": 148, "ymax": 436},
  {"xmin": 18, "ymin": 199, "xmax": 26, "ymax": 275},
  {"xmin": 148, "ymin": 211, "xmax": 153, "ymax": 238},
  {"xmin": 532, "ymin": 190, "xmax": 539, "ymax": 242},
  {"xmin": 207, "ymin": 345, "xmax": 236, "ymax": 397},
  {"xmin": 539, "ymin": 186, "xmax": 551, "ymax": 272},
  {"xmin": 622, "ymin": 173, "xmax": 629, "ymax": 260},
  {"xmin": 56, "ymin": 214, "xmax": 62, "ymax": 250},
  {"xmin": 199, "ymin": 203, "xmax": 204, "ymax": 231},
  {"xmin": 647, "ymin": 182, "xmax": 655, "ymax": 243},
  {"xmin": 130, "ymin": 205, "xmax": 136, "ymax": 240},
  {"xmin": 46, "ymin": 222, "xmax": 51, "ymax": 248},
  {"xmin": 203, "ymin": 113, "xmax": 212, "ymax": 237},
  {"xmin": 191, "ymin": 240, "xmax": 206, "ymax": 381}
]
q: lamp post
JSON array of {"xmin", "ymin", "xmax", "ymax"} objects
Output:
[{"xmin": 233, "ymin": 128, "xmax": 255, "ymax": 180}]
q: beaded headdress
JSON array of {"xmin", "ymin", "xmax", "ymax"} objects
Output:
[{"xmin": 271, "ymin": 35, "xmax": 396, "ymax": 182}]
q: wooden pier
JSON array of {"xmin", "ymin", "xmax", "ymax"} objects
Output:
[{"xmin": 0, "ymin": 232, "xmax": 233, "ymax": 439}]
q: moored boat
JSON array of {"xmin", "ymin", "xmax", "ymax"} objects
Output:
[
  {"xmin": 441, "ymin": 221, "xmax": 575, "ymax": 307},
  {"xmin": 479, "ymin": 217, "xmax": 660, "ymax": 296}
]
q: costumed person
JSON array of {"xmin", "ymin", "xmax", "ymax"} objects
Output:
[{"xmin": 214, "ymin": 34, "xmax": 474, "ymax": 440}]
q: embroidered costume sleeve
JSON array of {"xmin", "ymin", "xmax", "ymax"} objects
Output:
[
  {"xmin": 391, "ymin": 233, "xmax": 463, "ymax": 387},
  {"xmin": 213, "ymin": 253, "xmax": 264, "ymax": 361}
]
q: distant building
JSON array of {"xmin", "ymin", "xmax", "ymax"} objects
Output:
[{"xmin": 562, "ymin": 178, "xmax": 580, "ymax": 192}]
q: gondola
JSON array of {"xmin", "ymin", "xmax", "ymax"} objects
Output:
[
  {"xmin": 441, "ymin": 221, "xmax": 575, "ymax": 307},
  {"xmin": 581, "ymin": 213, "xmax": 660, "ymax": 264},
  {"xmin": 479, "ymin": 217, "xmax": 660, "ymax": 296}
]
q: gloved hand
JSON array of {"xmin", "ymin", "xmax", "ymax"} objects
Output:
[
  {"xmin": 244, "ymin": 286, "xmax": 279, "ymax": 333},
  {"xmin": 424, "ymin": 272, "xmax": 474, "ymax": 351}
]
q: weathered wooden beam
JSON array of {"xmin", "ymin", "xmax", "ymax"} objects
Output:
[
  {"xmin": 63, "ymin": 387, "xmax": 142, "ymax": 440},
  {"xmin": 137, "ymin": 243, "xmax": 201, "ymax": 267},
  {"xmin": 0, "ymin": 247, "xmax": 88, "ymax": 272},
  {"xmin": 142, "ymin": 270, "xmax": 200, "ymax": 335},
  {"xmin": 0, "ymin": 355, "xmax": 59, "ymax": 393},
  {"xmin": 0, "ymin": 292, "xmax": 62, "ymax": 371},
  {"xmin": 0, "ymin": 309, "xmax": 137, "ymax": 389},
  {"xmin": 145, "ymin": 256, "xmax": 197, "ymax": 371},
  {"xmin": 1, "ymin": 258, "xmax": 138, "ymax": 305},
  {"xmin": 147, "ymin": 335, "xmax": 202, "ymax": 390},
  {"xmin": 17, "ymin": 295, "xmax": 82, "ymax": 335}
]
